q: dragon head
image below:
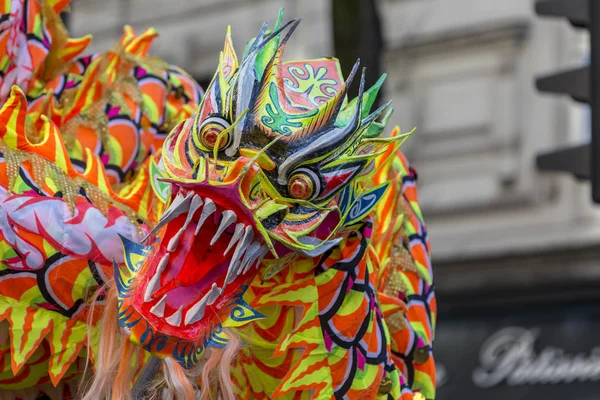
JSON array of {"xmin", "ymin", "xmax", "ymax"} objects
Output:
[{"xmin": 116, "ymin": 14, "xmax": 405, "ymax": 367}]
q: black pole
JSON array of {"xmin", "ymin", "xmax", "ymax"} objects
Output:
[
  {"xmin": 332, "ymin": 0, "xmax": 384, "ymax": 104},
  {"xmin": 591, "ymin": 0, "xmax": 600, "ymax": 202}
]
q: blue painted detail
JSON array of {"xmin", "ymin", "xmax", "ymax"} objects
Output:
[{"xmin": 344, "ymin": 184, "xmax": 389, "ymax": 226}]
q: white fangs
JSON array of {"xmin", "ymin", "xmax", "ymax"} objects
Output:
[
  {"xmin": 211, "ymin": 210, "xmax": 237, "ymax": 245},
  {"xmin": 224, "ymin": 226, "xmax": 254, "ymax": 284},
  {"xmin": 144, "ymin": 273, "xmax": 161, "ymax": 302},
  {"xmin": 224, "ymin": 223, "xmax": 245, "ymax": 255},
  {"xmin": 166, "ymin": 305, "xmax": 183, "ymax": 327},
  {"xmin": 239, "ymin": 242, "xmax": 261, "ymax": 275},
  {"xmin": 184, "ymin": 283, "xmax": 221, "ymax": 325},
  {"xmin": 141, "ymin": 192, "xmax": 272, "ymax": 326},
  {"xmin": 242, "ymin": 243, "xmax": 269, "ymax": 275},
  {"xmin": 143, "ymin": 191, "xmax": 193, "ymax": 243},
  {"xmin": 144, "ymin": 254, "xmax": 169, "ymax": 302},
  {"xmin": 195, "ymin": 198, "xmax": 216, "ymax": 235},
  {"xmin": 167, "ymin": 195, "xmax": 203, "ymax": 252},
  {"xmin": 150, "ymin": 294, "xmax": 167, "ymax": 317}
]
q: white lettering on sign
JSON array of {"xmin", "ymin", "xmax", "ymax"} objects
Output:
[{"xmin": 472, "ymin": 327, "xmax": 600, "ymax": 388}]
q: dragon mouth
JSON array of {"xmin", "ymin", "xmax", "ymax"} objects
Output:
[{"xmin": 135, "ymin": 188, "xmax": 268, "ymax": 339}]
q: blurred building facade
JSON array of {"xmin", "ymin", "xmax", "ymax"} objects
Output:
[{"xmin": 70, "ymin": 0, "xmax": 600, "ymax": 398}]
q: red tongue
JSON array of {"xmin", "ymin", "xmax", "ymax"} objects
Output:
[{"xmin": 151, "ymin": 208, "xmax": 232, "ymax": 299}]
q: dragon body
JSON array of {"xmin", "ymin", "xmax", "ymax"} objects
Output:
[{"xmin": 0, "ymin": 2, "xmax": 435, "ymax": 399}]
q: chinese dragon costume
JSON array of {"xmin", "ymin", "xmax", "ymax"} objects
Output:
[{"xmin": 0, "ymin": 1, "xmax": 436, "ymax": 399}]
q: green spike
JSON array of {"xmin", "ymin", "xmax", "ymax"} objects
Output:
[
  {"xmin": 336, "ymin": 73, "xmax": 387, "ymax": 127},
  {"xmin": 366, "ymin": 108, "xmax": 394, "ymax": 138},
  {"xmin": 274, "ymin": 8, "xmax": 284, "ymax": 31},
  {"xmin": 362, "ymin": 73, "xmax": 386, "ymax": 115},
  {"xmin": 242, "ymin": 10, "xmax": 286, "ymax": 75},
  {"xmin": 255, "ymin": 42, "xmax": 279, "ymax": 80}
]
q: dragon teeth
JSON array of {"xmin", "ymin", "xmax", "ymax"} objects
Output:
[
  {"xmin": 210, "ymin": 210, "xmax": 237, "ymax": 246},
  {"xmin": 254, "ymin": 245, "xmax": 269, "ymax": 269},
  {"xmin": 166, "ymin": 305, "xmax": 183, "ymax": 327},
  {"xmin": 144, "ymin": 254, "xmax": 169, "ymax": 302},
  {"xmin": 188, "ymin": 195, "xmax": 204, "ymax": 218},
  {"xmin": 144, "ymin": 272, "xmax": 162, "ymax": 302},
  {"xmin": 166, "ymin": 235, "xmax": 179, "ymax": 252},
  {"xmin": 156, "ymin": 253, "xmax": 170, "ymax": 274},
  {"xmin": 149, "ymin": 294, "xmax": 167, "ymax": 317},
  {"xmin": 224, "ymin": 226, "xmax": 254, "ymax": 284},
  {"xmin": 143, "ymin": 191, "xmax": 193, "ymax": 243},
  {"xmin": 224, "ymin": 223, "xmax": 245, "ymax": 255},
  {"xmin": 184, "ymin": 283, "xmax": 221, "ymax": 325},
  {"xmin": 167, "ymin": 195, "xmax": 203, "ymax": 252},
  {"xmin": 195, "ymin": 198, "xmax": 217, "ymax": 236},
  {"xmin": 207, "ymin": 283, "xmax": 221, "ymax": 305},
  {"xmin": 164, "ymin": 191, "xmax": 193, "ymax": 219},
  {"xmin": 243, "ymin": 243, "xmax": 269, "ymax": 275},
  {"xmin": 239, "ymin": 242, "xmax": 261, "ymax": 276},
  {"xmin": 240, "ymin": 225, "xmax": 255, "ymax": 248}
]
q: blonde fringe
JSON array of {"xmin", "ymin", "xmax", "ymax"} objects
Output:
[{"xmin": 81, "ymin": 283, "xmax": 241, "ymax": 399}]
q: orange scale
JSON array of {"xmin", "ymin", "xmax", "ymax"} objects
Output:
[
  {"xmin": 344, "ymin": 371, "xmax": 382, "ymax": 400},
  {"xmin": 75, "ymin": 125, "xmax": 101, "ymax": 156},
  {"xmin": 26, "ymin": 1, "xmax": 42, "ymax": 31},
  {"xmin": 407, "ymin": 307, "xmax": 433, "ymax": 342},
  {"xmin": 392, "ymin": 354, "xmax": 410, "ymax": 376},
  {"xmin": 409, "ymin": 247, "xmax": 431, "ymax": 273},
  {"xmin": 250, "ymin": 350, "xmax": 295, "ymax": 379},
  {"xmin": 28, "ymin": 45, "xmax": 48, "ymax": 74},
  {"xmin": 42, "ymin": 76, "xmax": 63, "ymax": 94},
  {"xmin": 397, "ymin": 269, "xmax": 418, "ymax": 289},
  {"xmin": 121, "ymin": 94, "xmax": 139, "ymax": 117},
  {"xmin": 139, "ymin": 80, "xmax": 167, "ymax": 111},
  {"xmin": 355, "ymin": 260, "xmax": 369, "ymax": 283},
  {"xmin": 140, "ymin": 129, "xmax": 155, "ymax": 156},
  {"xmin": 252, "ymin": 308, "xmax": 294, "ymax": 342},
  {"xmin": 390, "ymin": 325, "xmax": 414, "ymax": 354},
  {"xmin": 0, "ymin": 163, "xmax": 7, "ymax": 187},
  {"xmin": 46, "ymin": 258, "xmax": 89, "ymax": 310},
  {"xmin": 429, "ymin": 296, "xmax": 437, "ymax": 316},
  {"xmin": 0, "ymin": 276, "xmax": 37, "ymax": 301},
  {"xmin": 328, "ymin": 296, "xmax": 369, "ymax": 339},
  {"xmin": 329, "ymin": 350, "xmax": 351, "ymax": 389},
  {"xmin": 362, "ymin": 319, "xmax": 385, "ymax": 354},
  {"xmin": 107, "ymin": 120, "xmax": 140, "ymax": 169},
  {"xmin": 316, "ymin": 271, "xmax": 346, "ymax": 310}
]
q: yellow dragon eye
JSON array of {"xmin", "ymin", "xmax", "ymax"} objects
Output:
[
  {"xmin": 288, "ymin": 168, "xmax": 320, "ymax": 201},
  {"xmin": 198, "ymin": 117, "xmax": 231, "ymax": 150}
]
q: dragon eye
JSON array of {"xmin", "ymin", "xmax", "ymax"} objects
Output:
[
  {"xmin": 288, "ymin": 168, "xmax": 321, "ymax": 201},
  {"xmin": 199, "ymin": 117, "xmax": 231, "ymax": 150}
]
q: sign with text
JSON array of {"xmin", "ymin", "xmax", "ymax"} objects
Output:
[{"xmin": 435, "ymin": 307, "xmax": 600, "ymax": 400}]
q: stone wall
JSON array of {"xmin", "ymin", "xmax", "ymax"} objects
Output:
[
  {"xmin": 69, "ymin": 0, "xmax": 600, "ymax": 302},
  {"xmin": 70, "ymin": 0, "xmax": 332, "ymax": 79}
]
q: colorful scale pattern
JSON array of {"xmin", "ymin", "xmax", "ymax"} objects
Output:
[
  {"xmin": 227, "ymin": 146, "xmax": 435, "ymax": 400},
  {"xmin": 0, "ymin": 2, "xmax": 435, "ymax": 399},
  {"xmin": 0, "ymin": 0, "xmax": 201, "ymax": 397}
]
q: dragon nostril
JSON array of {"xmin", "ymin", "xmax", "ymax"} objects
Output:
[{"xmin": 261, "ymin": 209, "xmax": 287, "ymax": 230}]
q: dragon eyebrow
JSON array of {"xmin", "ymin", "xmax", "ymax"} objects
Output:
[
  {"xmin": 212, "ymin": 108, "xmax": 249, "ymax": 163},
  {"xmin": 239, "ymin": 136, "xmax": 283, "ymax": 182}
]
